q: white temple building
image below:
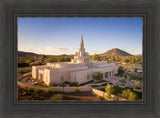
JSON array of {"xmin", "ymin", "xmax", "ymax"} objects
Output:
[{"xmin": 32, "ymin": 33, "xmax": 118, "ymax": 85}]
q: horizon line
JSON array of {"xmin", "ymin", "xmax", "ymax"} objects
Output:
[{"xmin": 18, "ymin": 48, "xmax": 142, "ymax": 56}]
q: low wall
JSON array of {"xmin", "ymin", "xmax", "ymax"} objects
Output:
[
  {"xmin": 18, "ymin": 81, "xmax": 91, "ymax": 92},
  {"xmin": 91, "ymin": 88, "xmax": 127, "ymax": 101},
  {"xmin": 52, "ymin": 86, "xmax": 92, "ymax": 92},
  {"xmin": 92, "ymin": 88, "xmax": 105, "ymax": 97}
]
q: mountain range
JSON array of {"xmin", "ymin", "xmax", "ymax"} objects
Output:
[{"xmin": 18, "ymin": 48, "xmax": 133, "ymax": 57}]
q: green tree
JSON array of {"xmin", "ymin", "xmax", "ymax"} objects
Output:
[
  {"xmin": 76, "ymin": 87, "xmax": 80, "ymax": 93},
  {"xmin": 122, "ymin": 89, "xmax": 131, "ymax": 98},
  {"xmin": 118, "ymin": 66, "xmax": 124, "ymax": 76},
  {"xmin": 91, "ymin": 53, "xmax": 101, "ymax": 61},
  {"xmin": 105, "ymin": 83, "xmax": 114, "ymax": 100},
  {"xmin": 93, "ymin": 72, "xmax": 103, "ymax": 81},
  {"xmin": 49, "ymin": 94, "xmax": 63, "ymax": 100},
  {"xmin": 49, "ymin": 82, "xmax": 55, "ymax": 87},
  {"xmin": 134, "ymin": 81, "xmax": 142, "ymax": 87},
  {"xmin": 122, "ymin": 58, "xmax": 129, "ymax": 63}
]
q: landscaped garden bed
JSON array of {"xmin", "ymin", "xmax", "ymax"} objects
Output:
[{"xmin": 100, "ymin": 86, "xmax": 142, "ymax": 100}]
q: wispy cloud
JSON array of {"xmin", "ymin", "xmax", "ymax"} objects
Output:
[
  {"xmin": 18, "ymin": 46, "xmax": 77, "ymax": 55},
  {"xmin": 18, "ymin": 46, "xmax": 104, "ymax": 55},
  {"xmin": 123, "ymin": 48, "xmax": 142, "ymax": 55},
  {"xmin": 18, "ymin": 46, "xmax": 142, "ymax": 55}
]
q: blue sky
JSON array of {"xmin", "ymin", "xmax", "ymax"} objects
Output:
[{"xmin": 18, "ymin": 17, "xmax": 142, "ymax": 55}]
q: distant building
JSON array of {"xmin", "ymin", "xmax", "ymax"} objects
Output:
[{"xmin": 32, "ymin": 33, "xmax": 118, "ymax": 85}]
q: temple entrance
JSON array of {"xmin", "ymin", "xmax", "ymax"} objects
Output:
[
  {"xmin": 105, "ymin": 72, "xmax": 108, "ymax": 78},
  {"xmin": 39, "ymin": 74, "xmax": 44, "ymax": 80}
]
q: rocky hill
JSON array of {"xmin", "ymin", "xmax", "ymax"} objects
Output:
[
  {"xmin": 18, "ymin": 51, "xmax": 39, "ymax": 56},
  {"xmin": 100, "ymin": 48, "xmax": 132, "ymax": 56}
]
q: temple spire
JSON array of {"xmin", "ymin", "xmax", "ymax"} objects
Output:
[{"xmin": 80, "ymin": 32, "xmax": 84, "ymax": 49}]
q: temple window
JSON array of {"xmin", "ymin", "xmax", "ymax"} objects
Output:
[
  {"xmin": 87, "ymin": 75, "xmax": 90, "ymax": 80},
  {"xmin": 74, "ymin": 76, "xmax": 77, "ymax": 82},
  {"xmin": 61, "ymin": 76, "xmax": 64, "ymax": 81},
  {"xmin": 40, "ymin": 74, "xmax": 43, "ymax": 80}
]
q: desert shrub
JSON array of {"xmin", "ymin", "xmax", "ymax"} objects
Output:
[
  {"xmin": 34, "ymin": 94, "xmax": 40, "ymax": 99},
  {"xmin": 26, "ymin": 77, "xmax": 31, "ymax": 82},
  {"xmin": 18, "ymin": 73, "xmax": 21, "ymax": 77},
  {"xmin": 128, "ymin": 92, "xmax": 137, "ymax": 100},
  {"xmin": 75, "ymin": 87, "xmax": 80, "ymax": 93},
  {"xmin": 134, "ymin": 91, "xmax": 142, "ymax": 100},
  {"xmin": 49, "ymin": 94, "xmax": 63, "ymax": 100},
  {"xmin": 59, "ymin": 83, "xmax": 65, "ymax": 87},
  {"xmin": 64, "ymin": 81, "xmax": 70, "ymax": 84},
  {"xmin": 47, "ymin": 89, "xmax": 54, "ymax": 96},
  {"xmin": 35, "ymin": 89, "xmax": 43, "ymax": 94},
  {"xmin": 39, "ymin": 96, "xmax": 45, "ymax": 100},
  {"xmin": 33, "ymin": 79, "xmax": 48, "ymax": 87},
  {"xmin": 27, "ymin": 87, "xmax": 35, "ymax": 93},
  {"xmin": 111, "ymin": 86, "xmax": 125, "ymax": 95},
  {"xmin": 37, "ymin": 79, "xmax": 44, "ymax": 85},
  {"xmin": 134, "ymin": 81, "xmax": 142, "ymax": 87},
  {"xmin": 70, "ymin": 82, "xmax": 78, "ymax": 86},
  {"xmin": 22, "ymin": 91, "xmax": 27, "ymax": 96},
  {"xmin": 40, "ymin": 90, "xmax": 47, "ymax": 95},
  {"xmin": 122, "ymin": 89, "xmax": 131, "ymax": 98},
  {"xmin": 28, "ymin": 96, "xmax": 33, "ymax": 100},
  {"xmin": 93, "ymin": 72, "xmax": 103, "ymax": 81},
  {"xmin": 49, "ymin": 82, "xmax": 55, "ymax": 87},
  {"xmin": 33, "ymin": 78, "xmax": 38, "ymax": 81}
]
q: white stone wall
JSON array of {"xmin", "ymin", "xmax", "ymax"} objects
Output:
[
  {"xmin": 43, "ymin": 69, "xmax": 50, "ymax": 85},
  {"xmin": 49, "ymin": 70, "xmax": 69, "ymax": 84},
  {"xmin": 32, "ymin": 65, "xmax": 47, "ymax": 79},
  {"xmin": 32, "ymin": 66, "xmax": 38, "ymax": 78},
  {"xmin": 92, "ymin": 88, "xmax": 105, "ymax": 97},
  {"xmin": 92, "ymin": 88, "xmax": 127, "ymax": 100},
  {"xmin": 70, "ymin": 70, "xmax": 93, "ymax": 84},
  {"xmin": 52, "ymin": 86, "xmax": 91, "ymax": 92}
]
